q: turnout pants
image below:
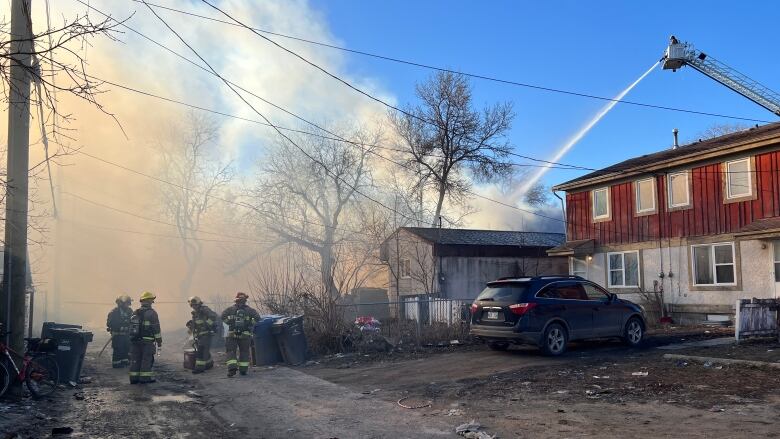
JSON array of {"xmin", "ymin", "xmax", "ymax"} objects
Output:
[
  {"xmin": 129, "ymin": 340, "xmax": 156, "ymax": 384},
  {"xmin": 111, "ymin": 334, "xmax": 131, "ymax": 368},
  {"xmin": 194, "ymin": 334, "xmax": 214, "ymax": 372},
  {"xmin": 225, "ymin": 336, "xmax": 251, "ymax": 373}
]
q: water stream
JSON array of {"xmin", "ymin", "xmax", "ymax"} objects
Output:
[{"xmin": 515, "ymin": 62, "xmax": 659, "ymax": 199}]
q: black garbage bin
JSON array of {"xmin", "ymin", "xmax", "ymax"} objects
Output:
[
  {"xmin": 253, "ymin": 315, "xmax": 283, "ymax": 366},
  {"xmin": 271, "ymin": 316, "xmax": 307, "ymax": 366},
  {"xmin": 41, "ymin": 322, "xmax": 82, "ymax": 338},
  {"xmin": 48, "ymin": 328, "xmax": 93, "ymax": 384}
]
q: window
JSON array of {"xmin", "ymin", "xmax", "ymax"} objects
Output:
[
  {"xmin": 668, "ymin": 171, "xmax": 690, "ymax": 208},
  {"xmin": 725, "ymin": 158, "xmax": 752, "ymax": 199},
  {"xmin": 635, "ymin": 178, "xmax": 656, "ymax": 213},
  {"xmin": 607, "ymin": 251, "xmax": 640, "ymax": 287},
  {"xmin": 774, "ymin": 242, "xmax": 780, "ymax": 282},
  {"xmin": 692, "ymin": 243, "xmax": 736, "ymax": 286},
  {"xmin": 592, "ymin": 187, "xmax": 610, "ymax": 220},
  {"xmin": 399, "ymin": 259, "xmax": 411, "ymax": 278},
  {"xmin": 571, "ymin": 258, "xmax": 588, "ymax": 278},
  {"xmin": 538, "ymin": 282, "xmax": 586, "ymax": 300},
  {"xmin": 583, "ymin": 284, "xmax": 611, "ymax": 302}
]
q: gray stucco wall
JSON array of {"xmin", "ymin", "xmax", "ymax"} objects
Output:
[{"xmin": 440, "ymin": 256, "xmax": 568, "ymax": 300}]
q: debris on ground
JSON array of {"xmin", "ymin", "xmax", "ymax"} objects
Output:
[
  {"xmin": 446, "ymin": 409, "xmax": 464, "ymax": 416},
  {"xmin": 51, "ymin": 426, "xmax": 74, "ymax": 435},
  {"xmin": 397, "ymin": 396, "xmax": 432, "ymax": 409},
  {"xmin": 455, "ymin": 421, "xmax": 495, "ymax": 439},
  {"xmin": 631, "ymin": 371, "xmax": 649, "ymax": 376},
  {"xmin": 73, "ymin": 393, "xmax": 85, "ymax": 401}
]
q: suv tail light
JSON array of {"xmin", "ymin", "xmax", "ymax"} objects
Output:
[
  {"xmin": 470, "ymin": 303, "xmax": 479, "ymax": 314},
  {"xmin": 509, "ymin": 302, "xmax": 537, "ymax": 316}
]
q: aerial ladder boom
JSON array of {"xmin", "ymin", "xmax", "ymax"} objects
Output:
[{"xmin": 662, "ymin": 36, "xmax": 780, "ymax": 116}]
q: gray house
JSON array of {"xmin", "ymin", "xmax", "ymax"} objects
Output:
[{"xmin": 380, "ymin": 227, "xmax": 568, "ymax": 301}]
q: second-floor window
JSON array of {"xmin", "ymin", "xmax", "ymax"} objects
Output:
[
  {"xmin": 607, "ymin": 251, "xmax": 640, "ymax": 287},
  {"xmin": 668, "ymin": 171, "xmax": 690, "ymax": 208},
  {"xmin": 635, "ymin": 177, "xmax": 656, "ymax": 214},
  {"xmin": 399, "ymin": 259, "xmax": 411, "ymax": 278},
  {"xmin": 592, "ymin": 187, "xmax": 610, "ymax": 220},
  {"xmin": 725, "ymin": 158, "xmax": 753, "ymax": 200}
]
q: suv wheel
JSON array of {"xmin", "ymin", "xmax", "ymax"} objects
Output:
[
  {"xmin": 623, "ymin": 317, "xmax": 644, "ymax": 347},
  {"xmin": 488, "ymin": 342, "xmax": 509, "ymax": 351},
  {"xmin": 541, "ymin": 323, "xmax": 568, "ymax": 356}
]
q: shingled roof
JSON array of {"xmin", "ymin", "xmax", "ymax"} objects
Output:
[
  {"xmin": 554, "ymin": 122, "xmax": 780, "ymax": 191},
  {"xmin": 402, "ymin": 227, "xmax": 565, "ymax": 247}
]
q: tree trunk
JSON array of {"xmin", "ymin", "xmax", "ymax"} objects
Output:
[
  {"xmin": 319, "ymin": 246, "xmax": 339, "ymax": 300},
  {"xmin": 432, "ymin": 181, "xmax": 447, "ymax": 227}
]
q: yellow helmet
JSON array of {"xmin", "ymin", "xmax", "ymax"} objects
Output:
[
  {"xmin": 139, "ymin": 291, "xmax": 156, "ymax": 302},
  {"xmin": 188, "ymin": 296, "xmax": 203, "ymax": 306}
]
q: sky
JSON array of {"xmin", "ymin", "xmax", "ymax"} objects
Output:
[
  {"xmin": 4, "ymin": 0, "xmax": 780, "ymax": 325},
  {"xmin": 311, "ymin": 0, "xmax": 780, "ymax": 188}
]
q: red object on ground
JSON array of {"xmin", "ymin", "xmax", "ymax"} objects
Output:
[{"xmin": 659, "ymin": 316, "xmax": 674, "ymax": 324}]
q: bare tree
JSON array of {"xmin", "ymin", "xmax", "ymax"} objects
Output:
[
  {"xmin": 692, "ymin": 123, "xmax": 749, "ymax": 142},
  {"xmin": 157, "ymin": 112, "xmax": 233, "ymax": 299},
  {"xmin": 390, "ymin": 71, "xmax": 533, "ymax": 226},
  {"xmin": 249, "ymin": 126, "xmax": 380, "ymax": 299}
]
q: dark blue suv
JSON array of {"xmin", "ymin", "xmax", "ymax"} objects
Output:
[{"xmin": 469, "ymin": 276, "xmax": 646, "ymax": 356}]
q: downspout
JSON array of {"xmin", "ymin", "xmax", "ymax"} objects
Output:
[{"xmin": 552, "ymin": 189, "xmax": 566, "ymax": 224}]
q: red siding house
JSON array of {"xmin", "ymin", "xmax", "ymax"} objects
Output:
[{"xmin": 549, "ymin": 122, "xmax": 780, "ymax": 323}]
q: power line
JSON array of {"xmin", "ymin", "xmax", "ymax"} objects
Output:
[
  {"xmin": 139, "ymin": 0, "xmax": 772, "ymax": 124},
  {"xmin": 77, "ymin": 3, "xmax": 759, "ymax": 243},
  {"xmin": 60, "ymin": 190, "xmax": 268, "ymax": 243},
  {"xmin": 62, "ymin": 217, "xmax": 275, "ymax": 245},
  {"xmin": 138, "ymin": 0, "xmax": 425, "ymax": 229},
  {"xmin": 77, "ymin": 0, "xmax": 584, "ymax": 172},
  {"xmin": 74, "ymin": 148, "xmax": 384, "ymax": 239}
]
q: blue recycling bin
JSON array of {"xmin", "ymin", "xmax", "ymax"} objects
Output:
[{"xmin": 253, "ymin": 315, "xmax": 283, "ymax": 366}]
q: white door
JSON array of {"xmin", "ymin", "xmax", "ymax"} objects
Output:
[{"xmin": 773, "ymin": 242, "xmax": 780, "ymax": 299}]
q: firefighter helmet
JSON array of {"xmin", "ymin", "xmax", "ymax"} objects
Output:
[
  {"xmin": 188, "ymin": 296, "xmax": 203, "ymax": 306},
  {"xmin": 116, "ymin": 294, "xmax": 131, "ymax": 305},
  {"xmin": 234, "ymin": 292, "xmax": 249, "ymax": 302},
  {"xmin": 139, "ymin": 291, "xmax": 156, "ymax": 302}
]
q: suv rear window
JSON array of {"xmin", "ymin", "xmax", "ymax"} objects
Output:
[{"xmin": 476, "ymin": 283, "xmax": 529, "ymax": 301}]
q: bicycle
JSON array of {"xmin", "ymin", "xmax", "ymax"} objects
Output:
[{"xmin": 0, "ymin": 329, "xmax": 60, "ymax": 398}]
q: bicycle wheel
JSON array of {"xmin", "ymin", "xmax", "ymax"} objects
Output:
[
  {"xmin": 0, "ymin": 360, "xmax": 9, "ymax": 398},
  {"xmin": 25, "ymin": 355, "xmax": 59, "ymax": 398}
]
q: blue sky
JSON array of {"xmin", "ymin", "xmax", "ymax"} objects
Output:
[{"xmin": 304, "ymin": 1, "xmax": 780, "ymax": 190}]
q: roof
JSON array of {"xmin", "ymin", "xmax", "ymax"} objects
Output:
[
  {"xmin": 401, "ymin": 227, "xmax": 565, "ymax": 247},
  {"xmin": 735, "ymin": 217, "xmax": 780, "ymax": 238},
  {"xmin": 546, "ymin": 239, "xmax": 595, "ymax": 256},
  {"xmin": 554, "ymin": 122, "xmax": 780, "ymax": 191}
]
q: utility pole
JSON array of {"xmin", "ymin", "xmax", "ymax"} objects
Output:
[{"xmin": 1, "ymin": 0, "xmax": 33, "ymax": 391}]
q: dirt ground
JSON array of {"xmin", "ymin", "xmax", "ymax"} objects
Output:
[{"xmin": 2, "ymin": 328, "xmax": 779, "ymax": 438}]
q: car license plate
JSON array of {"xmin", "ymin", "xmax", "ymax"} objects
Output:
[{"xmin": 487, "ymin": 311, "xmax": 499, "ymax": 320}]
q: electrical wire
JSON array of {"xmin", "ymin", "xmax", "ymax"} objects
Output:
[{"xmin": 140, "ymin": 0, "xmax": 773, "ymax": 124}]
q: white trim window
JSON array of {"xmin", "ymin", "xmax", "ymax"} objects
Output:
[
  {"xmin": 399, "ymin": 258, "xmax": 412, "ymax": 278},
  {"xmin": 691, "ymin": 243, "xmax": 736, "ymax": 286},
  {"xmin": 668, "ymin": 171, "xmax": 690, "ymax": 208},
  {"xmin": 607, "ymin": 251, "xmax": 640, "ymax": 287},
  {"xmin": 592, "ymin": 187, "xmax": 610, "ymax": 220},
  {"xmin": 725, "ymin": 158, "xmax": 752, "ymax": 199},
  {"xmin": 571, "ymin": 257, "xmax": 588, "ymax": 279},
  {"xmin": 635, "ymin": 177, "xmax": 656, "ymax": 213}
]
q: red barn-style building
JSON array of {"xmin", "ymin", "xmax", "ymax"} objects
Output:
[{"xmin": 549, "ymin": 123, "xmax": 780, "ymax": 323}]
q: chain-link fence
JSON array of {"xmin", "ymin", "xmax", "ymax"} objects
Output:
[{"xmin": 337, "ymin": 296, "xmax": 473, "ymax": 349}]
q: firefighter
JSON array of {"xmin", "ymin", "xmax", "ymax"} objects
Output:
[
  {"xmin": 106, "ymin": 295, "xmax": 133, "ymax": 368},
  {"xmin": 186, "ymin": 296, "xmax": 217, "ymax": 374},
  {"xmin": 221, "ymin": 292, "xmax": 259, "ymax": 377},
  {"xmin": 128, "ymin": 291, "xmax": 162, "ymax": 384}
]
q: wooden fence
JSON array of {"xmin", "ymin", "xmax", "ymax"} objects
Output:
[{"xmin": 735, "ymin": 298, "xmax": 779, "ymax": 342}]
